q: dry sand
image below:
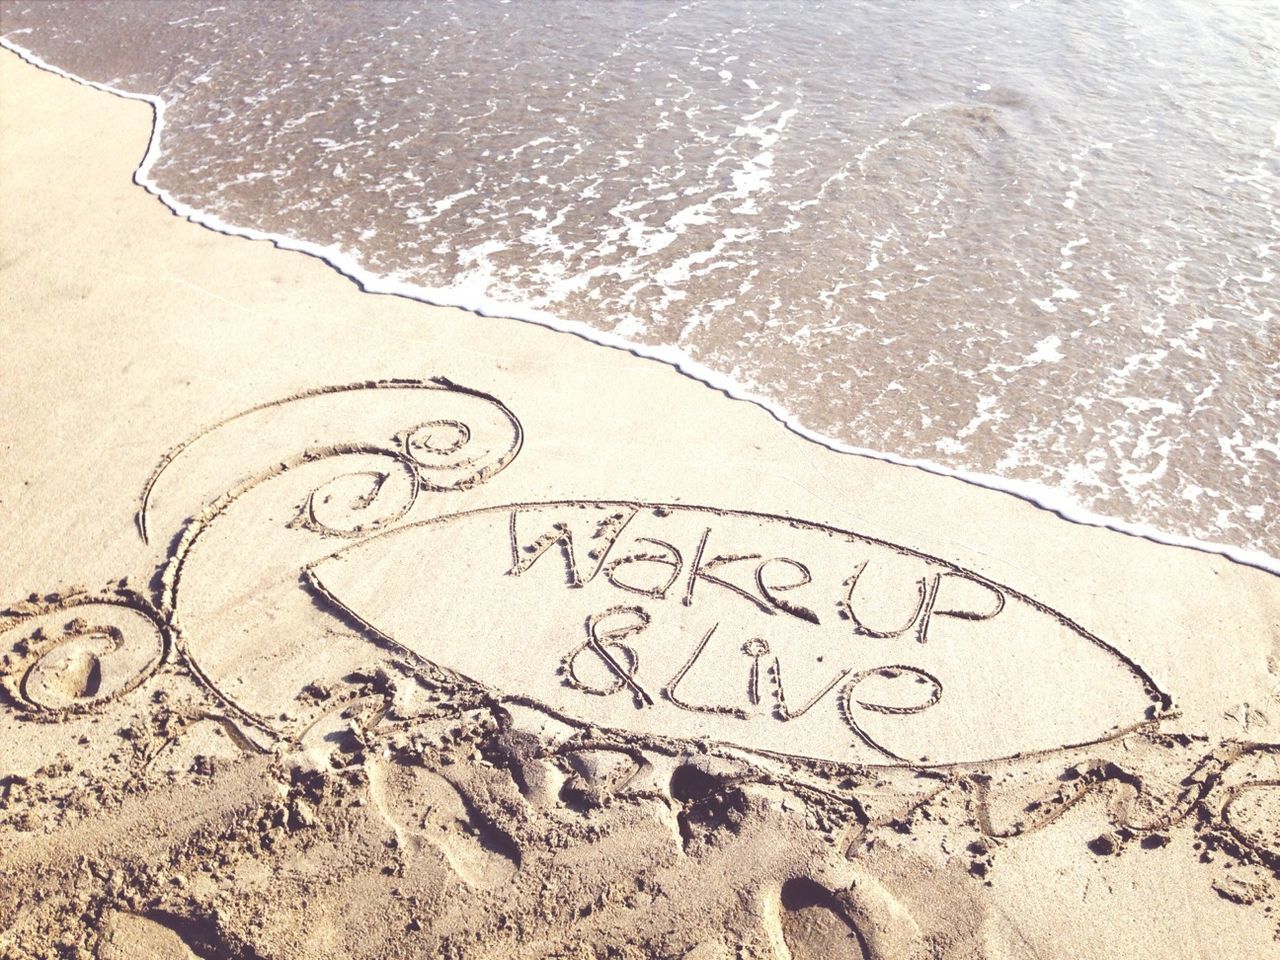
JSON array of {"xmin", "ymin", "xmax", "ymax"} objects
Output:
[{"xmin": 1, "ymin": 50, "xmax": 1277, "ymax": 960}]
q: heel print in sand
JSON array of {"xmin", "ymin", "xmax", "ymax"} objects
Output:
[{"xmin": 368, "ymin": 756, "xmax": 521, "ymax": 889}]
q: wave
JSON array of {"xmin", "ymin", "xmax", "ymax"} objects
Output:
[{"xmin": 4, "ymin": 33, "xmax": 1276, "ymax": 577}]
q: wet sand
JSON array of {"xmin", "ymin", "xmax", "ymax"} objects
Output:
[
  {"xmin": 8, "ymin": 0, "xmax": 1279, "ymax": 561},
  {"xmin": 1, "ymin": 50, "xmax": 1278, "ymax": 960}
]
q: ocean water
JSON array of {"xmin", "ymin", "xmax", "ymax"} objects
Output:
[{"xmin": 3, "ymin": 0, "xmax": 1277, "ymax": 566}]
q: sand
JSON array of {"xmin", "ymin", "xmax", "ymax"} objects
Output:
[{"xmin": 0, "ymin": 49, "xmax": 1277, "ymax": 960}]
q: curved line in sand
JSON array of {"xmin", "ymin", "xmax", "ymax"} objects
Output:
[{"xmin": 135, "ymin": 377, "xmax": 521, "ymax": 544}]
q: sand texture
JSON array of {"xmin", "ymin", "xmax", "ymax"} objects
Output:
[{"xmin": 1, "ymin": 52, "xmax": 1278, "ymax": 960}]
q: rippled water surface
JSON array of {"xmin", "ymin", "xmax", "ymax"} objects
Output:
[{"xmin": 4, "ymin": 0, "xmax": 1278, "ymax": 559}]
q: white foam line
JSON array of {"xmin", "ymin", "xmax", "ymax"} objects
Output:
[{"xmin": 5, "ymin": 36, "xmax": 1277, "ymax": 578}]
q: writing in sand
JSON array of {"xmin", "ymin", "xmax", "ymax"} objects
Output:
[{"xmin": 310, "ymin": 501, "xmax": 1168, "ymax": 767}]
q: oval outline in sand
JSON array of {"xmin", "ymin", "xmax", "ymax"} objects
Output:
[{"xmin": 305, "ymin": 500, "xmax": 1173, "ymax": 769}]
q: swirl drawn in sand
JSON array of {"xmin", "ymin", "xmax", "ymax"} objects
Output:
[
  {"xmin": 3, "ymin": 379, "xmax": 521, "ymax": 725},
  {"xmin": 0, "ymin": 592, "xmax": 167, "ymax": 718},
  {"xmin": 136, "ymin": 378, "xmax": 523, "ymax": 545}
]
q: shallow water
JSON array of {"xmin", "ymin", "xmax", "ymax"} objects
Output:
[{"xmin": 4, "ymin": 0, "xmax": 1277, "ymax": 560}]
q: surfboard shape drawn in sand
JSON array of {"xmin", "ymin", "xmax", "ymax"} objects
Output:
[{"xmin": 306, "ymin": 501, "xmax": 1170, "ymax": 767}]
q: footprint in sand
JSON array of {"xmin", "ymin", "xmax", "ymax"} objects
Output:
[
  {"xmin": 368, "ymin": 757, "xmax": 520, "ymax": 888},
  {"xmin": 96, "ymin": 912, "xmax": 205, "ymax": 960},
  {"xmin": 1223, "ymin": 780, "xmax": 1280, "ymax": 862},
  {"xmin": 775, "ymin": 878, "xmax": 870, "ymax": 960}
]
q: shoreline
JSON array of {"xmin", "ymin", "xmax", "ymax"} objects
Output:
[{"xmin": 2, "ymin": 34, "xmax": 1274, "ymax": 579}]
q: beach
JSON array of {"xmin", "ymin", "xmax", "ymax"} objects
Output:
[{"xmin": 1, "ymin": 41, "xmax": 1278, "ymax": 960}]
